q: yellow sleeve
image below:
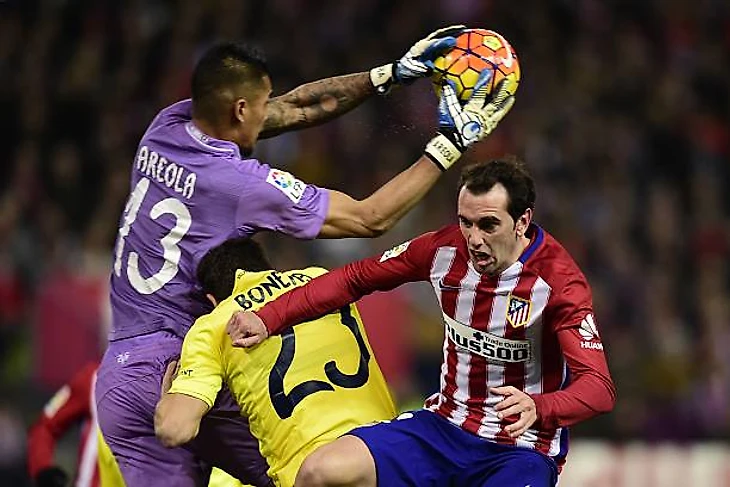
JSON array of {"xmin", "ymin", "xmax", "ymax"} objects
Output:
[{"xmin": 168, "ymin": 317, "xmax": 224, "ymax": 408}]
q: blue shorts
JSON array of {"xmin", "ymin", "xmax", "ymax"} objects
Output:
[{"xmin": 348, "ymin": 410, "xmax": 558, "ymax": 487}]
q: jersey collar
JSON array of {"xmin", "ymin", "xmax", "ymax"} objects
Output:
[
  {"xmin": 232, "ymin": 269, "xmax": 271, "ymax": 295},
  {"xmin": 518, "ymin": 223, "xmax": 544, "ymax": 264},
  {"xmin": 185, "ymin": 122, "xmax": 241, "ymax": 158}
]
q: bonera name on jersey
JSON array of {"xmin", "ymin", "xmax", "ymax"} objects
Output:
[
  {"xmin": 136, "ymin": 145, "xmax": 197, "ymax": 199},
  {"xmin": 443, "ymin": 313, "xmax": 531, "ymax": 363},
  {"xmin": 234, "ymin": 271, "xmax": 313, "ymax": 310}
]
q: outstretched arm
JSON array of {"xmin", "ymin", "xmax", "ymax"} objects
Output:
[
  {"xmin": 317, "ymin": 77, "xmax": 516, "ymax": 238},
  {"xmin": 258, "ymin": 26, "xmax": 466, "ymax": 138},
  {"xmin": 259, "ymin": 73, "xmax": 374, "ymax": 139},
  {"xmin": 227, "ymin": 232, "xmax": 436, "ymax": 347},
  {"xmin": 319, "ymin": 156, "xmax": 441, "ymax": 238}
]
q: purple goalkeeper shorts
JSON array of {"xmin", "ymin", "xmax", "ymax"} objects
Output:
[{"xmin": 96, "ymin": 331, "xmax": 273, "ymax": 487}]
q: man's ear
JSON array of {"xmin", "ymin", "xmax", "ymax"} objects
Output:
[
  {"xmin": 516, "ymin": 208, "xmax": 533, "ymax": 238},
  {"xmin": 206, "ymin": 293, "xmax": 218, "ymax": 307},
  {"xmin": 233, "ymin": 98, "xmax": 246, "ymax": 123}
]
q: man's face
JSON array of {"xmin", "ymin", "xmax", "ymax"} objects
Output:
[
  {"xmin": 237, "ymin": 75, "xmax": 272, "ymax": 156},
  {"xmin": 457, "ymin": 184, "xmax": 529, "ymax": 275}
]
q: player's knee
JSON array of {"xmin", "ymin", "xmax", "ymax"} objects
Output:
[
  {"xmin": 295, "ymin": 456, "xmax": 326, "ymax": 487},
  {"xmin": 296, "ymin": 449, "xmax": 340, "ymax": 487},
  {"xmin": 295, "ymin": 442, "xmax": 371, "ymax": 487}
]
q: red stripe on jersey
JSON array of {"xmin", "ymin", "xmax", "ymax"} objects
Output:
[
  {"xmin": 461, "ymin": 275, "xmax": 498, "ymax": 436},
  {"xmin": 494, "ymin": 271, "xmax": 539, "ymax": 445},
  {"xmin": 536, "ymin": 314, "xmax": 563, "ymax": 453},
  {"xmin": 435, "ymin": 251, "xmax": 469, "ymax": 422}
]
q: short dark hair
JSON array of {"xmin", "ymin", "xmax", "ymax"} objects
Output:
[
  {"xmin": 197, "ymin": 237, "xmax": 273, "ymax": 302},
  {"xmin": 191, "ymin": 42, "xmax": 270, "ymax": 122},
  {"xmin": 458, "ymin": 156, "xmax": 536, "ymax": 222}
]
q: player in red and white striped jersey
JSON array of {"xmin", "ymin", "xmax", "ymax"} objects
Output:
[
  {"xmin": 28, "ymin": 363, "xmax": 247, "ymax": 487},
  {"xmin": 27, "ymin": 362, "xmax": 124, "ymax": 487},
  {"xmin": 228, "ymin": 157, "xmax": 616, "ymax": 486}
]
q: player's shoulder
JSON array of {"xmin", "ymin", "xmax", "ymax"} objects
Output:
[
  {"xmin": 528, "ymin": 225, "xmax": 587, "ymax": 288},
  {"xmin": 188, "ymin": 306, "xmax": 229, "ymax": 342},
  {"xmin": 156, "ymin": 99, "xmax": 193, "ymax": 122},
  {"xmin": 431, "ymin": 224, "xmax": 464, "ymax": 245},
  {"xmin": 144, "ymin": 99, "xmax": 193, "ymax": 136},
  {"xmin": 378, "ymin": 224, "xmax": 462, "ymax": 264},
  {"xmin": 414, "ymin": 224, "xmax": 464, "ymax": 254}
]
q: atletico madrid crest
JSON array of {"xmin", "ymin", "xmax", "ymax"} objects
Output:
[{"xmin": 506, "ymin": 295, "xmax": 531, "ymax": 328}]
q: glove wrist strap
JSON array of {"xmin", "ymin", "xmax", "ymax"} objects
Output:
[
  {"xmin": 369, "ymin": 64, "xmax": 394, "ymax": 95},
  {"xmin": 424, "ymin": 133, "xmax": 462, "ymax": 171}
]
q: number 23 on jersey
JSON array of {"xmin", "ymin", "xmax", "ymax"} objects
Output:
[{"xmin": 268, "ymin": 306, "xmax": 373, "ymax": 420}]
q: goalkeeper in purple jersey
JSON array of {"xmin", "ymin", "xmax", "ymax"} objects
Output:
[{"xmin": 95, "ymin": 27, "xmax": 516, "ymax": 487}]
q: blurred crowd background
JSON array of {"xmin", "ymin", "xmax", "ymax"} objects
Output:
[{"xmin": 1, "ymin": 0, "xmax": 729, "ymax": 483}]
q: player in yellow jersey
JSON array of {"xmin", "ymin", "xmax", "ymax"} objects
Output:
[{"xmin": 154, "ymin": 237, "xmax": 396, "ymax": 487}]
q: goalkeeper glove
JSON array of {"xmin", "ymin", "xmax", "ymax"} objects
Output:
[
  {"xmin": 425, "ymin": 70, "xmax": 516, "ymax": 171},
  {"xmin": 370, "ymin": 25, "xmax": 466, "ymax": 94},
  {"xmin": 35, "ymin": 466, "xmax": 69, "ymax": 487}
]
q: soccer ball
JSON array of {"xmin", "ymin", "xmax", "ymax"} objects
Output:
[{"xmin": 431, "ymin": 28, "xmax": 521, "ymax": 103}]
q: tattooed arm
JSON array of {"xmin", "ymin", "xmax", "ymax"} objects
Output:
[
  {"xmin": 259, "ymin": 73, "xmax": 375, "ymax": 139},
  {"xmin": 258, "ymin": 27, "xmax": 465, "ymax": 139}
]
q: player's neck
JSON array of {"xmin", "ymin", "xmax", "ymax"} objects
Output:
[
  {"xmin": 191, "ymin": 116, "xmax": 232, "ymax": 143},
  {"xmin": 505, "ymin": 235, "xmax": 532, "ymax": 272}
]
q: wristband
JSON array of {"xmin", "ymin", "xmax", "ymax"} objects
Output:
[
  {"xmin": 424, "ymin": 133, "xmax": 462, "ymax": 171},
  {"xmin": 369, "ymin": 64, "xmax": 394, "ymax": 95}
]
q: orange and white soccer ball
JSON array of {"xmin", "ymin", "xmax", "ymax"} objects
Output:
[{"xmin": 431, "ymin": 28, "xmax": 521, "ymax": 102}]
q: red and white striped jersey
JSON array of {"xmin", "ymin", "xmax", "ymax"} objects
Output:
[
  {"xmin": 28, "ymin": 363, "xmax": 101, "ymax": 487},
  {"xmin": 260, "ymin": 223, "xmax": 616, "ymax": 465}
]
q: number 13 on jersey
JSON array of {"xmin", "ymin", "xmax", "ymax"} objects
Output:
[{"xmin": 114, "ymin": 177, "xmax": 192, "ymax": 295}]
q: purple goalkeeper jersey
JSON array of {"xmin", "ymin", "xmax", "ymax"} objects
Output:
[{"xmin": 109, "ymin": 99, "xmax": 329, "ymax": 341}]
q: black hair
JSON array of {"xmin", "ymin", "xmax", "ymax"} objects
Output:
[
  {"xmin": 191, "ymin": 42, "xmax": 270, "ymax": 122},
  {"xmin": 196, "ymin": 237, "xmax": 273, "ymax": 302},
  {"xmin": 458, "ymin": 156, "xmax": 536, "ymax": 223}
]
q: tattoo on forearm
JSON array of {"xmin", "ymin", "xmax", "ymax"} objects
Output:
[{"xmin": 260, "ymin": 73, "xmax": 374, "ymax": 138}]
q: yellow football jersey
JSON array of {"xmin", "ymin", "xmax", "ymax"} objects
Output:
[{"xmin": 169, "ymin": 268, "xmax": 395, "ymax": 487}]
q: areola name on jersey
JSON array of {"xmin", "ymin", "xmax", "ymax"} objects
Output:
[{"xmin": 136, "ymin": 145, "xmax": 197, "ymax": 200}]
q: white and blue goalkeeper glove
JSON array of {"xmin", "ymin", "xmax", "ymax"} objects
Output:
[
  {"xmin": 424, "ymin": 70, "xmax": 516, "ymax": 171},
  {"xmin": 370, "ymin": 25, "xmax": 466, "ymax": 94}
]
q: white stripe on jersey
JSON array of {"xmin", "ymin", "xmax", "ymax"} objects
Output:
[
  {"xmin": 518, "ymin": 276, "xmax": 552, "ymax": 448},
  {"xmin": 547, "ymin": 361, "xmax": 569, "ymax": 457},
  {"xmin": 76, "ymin": 373, "xmax": 98, "ymax": 487},
  {"xmin": 427, "ymin": 246, "xmax": 566, "ymax": 457},
  {"xmin": 450, "ymin": 265, "xmax": 481, "ymax": 426},
  {"xmin": 429, "ymin": 247, "xmax": 457, "ymax": 412},
  {"xmin": 477, "ymin": 262, "xmax": 522, "ymax": 439}
]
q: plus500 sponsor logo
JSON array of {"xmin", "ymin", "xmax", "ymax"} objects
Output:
[{"xmin": 443, "ymin": 313, "xmax": 531, "ymax": 363}]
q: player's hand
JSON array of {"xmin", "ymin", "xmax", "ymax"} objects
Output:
[
  {"xmin": 490, "ymin": 386, "xmax": 537, "ymax": 438},
  {"xmin": 227, "ymin": 311, "xmax": 269, "ymax": 348},
  {"xmin": 35, "ymin": 466, "xmax": 69, "ymax": 487},
  {"xmin": 370, "ymin": 25, "xmax": 466, "ymax": 94},
  {"xmin": 160, "ymin": 360, "xmax": 179, "ymax": 395},
  {"xmin": 424, "ymin": 71, "xmax": 516, "ymax": 171}
]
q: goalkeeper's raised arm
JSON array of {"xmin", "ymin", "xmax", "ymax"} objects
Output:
[
  {"xmin": 259, "ymin": 25, "xmax": 467, "ymax": 138},
  {"xmin": 320, "ymin": 72, "xmax": 516, "ymax": 238}
]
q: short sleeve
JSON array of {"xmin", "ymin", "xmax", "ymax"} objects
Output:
[
  {"xmin": 168, "ymin": 318, "xmax": 224, "ymax": 408},
  {"xmin": 235, "ymin": 165, "xmax": 329, "ymax": 239}
]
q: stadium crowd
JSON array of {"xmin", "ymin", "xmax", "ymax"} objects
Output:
[{"xmin": 0, "ymin": 0, "xmax": 728, "ymax": 482}]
